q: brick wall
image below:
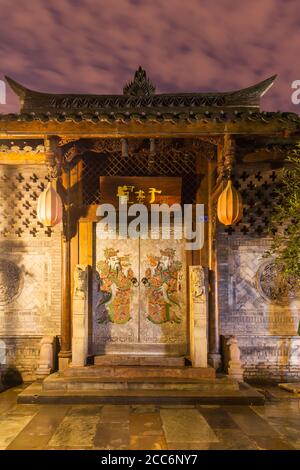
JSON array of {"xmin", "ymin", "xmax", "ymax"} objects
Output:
[
  {"xmin": 0, "ymin": 164, "xmax": 61, "ymax": 381},
  {"xmin": 218, "ymin": 160, "xmax": 300, "ymax": 382}
]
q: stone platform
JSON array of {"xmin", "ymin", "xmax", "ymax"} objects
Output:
[
  {"xmin": 63, "ymin": 364, "xmax": 216, "ymax": 379},
  {"xmin": 17, "ymin": 364, "xmax": 264, "ymax": 405},
  {"xmin": 94, "ymin": 354, "xmax": 186, "ymax": 367}
]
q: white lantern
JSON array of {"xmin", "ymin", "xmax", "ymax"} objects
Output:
[{"xmin": 37, "ymin": 181, "xmax": 63, "ymax": 227}]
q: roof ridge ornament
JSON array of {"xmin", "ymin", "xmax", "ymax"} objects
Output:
[{"xmin": 123, "ymin": 66, "xmax": 156, "ymax": 97}]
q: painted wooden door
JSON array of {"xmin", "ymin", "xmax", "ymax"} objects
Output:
[
  {"xmin": 93, "ymin": 229, "xmax": 187, "ymax": 355},
  {"xmin": 139, "ymin": 238, "xmax": 187, "ymax": 355}
]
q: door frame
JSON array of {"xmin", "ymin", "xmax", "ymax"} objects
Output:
[{"xmin": 77, "ymin": 206, "xmax": 193, "ymax": 357}]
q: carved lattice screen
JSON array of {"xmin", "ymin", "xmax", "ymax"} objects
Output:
[
  {"xmin": 0, "ymin": 166, "xmax": 54, "ymax": 238},
  {"xmin": 81, "ymin": 146, "xmax": 201, "ymax": 206},
  {"xmin": 221, "ymin": 166, "xmax": 282, "ymax": 237}
]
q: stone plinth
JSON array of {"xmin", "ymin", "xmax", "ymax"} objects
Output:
[
  {"xmin": 35, "ymin": 336, "xmax": 56, "ymax": 380},
  {"xmin": 224, "ymin": 336, "xmax": 244, "ymax": 382}
]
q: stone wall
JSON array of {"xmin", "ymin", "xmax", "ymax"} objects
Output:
[
  {"xmin": 218, "ymin": 160, "xmax": 300, "ymax": 382},
  {"xmin": 0, "ymin": 164, "xmax": 61, "ymax": 381}
]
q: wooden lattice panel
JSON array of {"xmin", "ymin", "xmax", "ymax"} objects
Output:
[
  {"xmin": 81, "ymin": 147, "xmax": 200, "ymax": 206},
  {"xmin": 221, "ymin": 166, "xmax": 282, "ymax": 236},
  {"xmin": 0, "ymin": 166, "xmax": 55, "ymax": 238}
]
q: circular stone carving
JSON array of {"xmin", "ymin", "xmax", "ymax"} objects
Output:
[
  {"xmin": 0, "ymin": 260, "xmax": 23, "ymax": 306},
  {"xmin": 256, "ymin": 260, "xmax": 298, "ymax": 304}
]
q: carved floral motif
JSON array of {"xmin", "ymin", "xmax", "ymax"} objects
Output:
[
  {"xmin": 0, "ymin": 260, "xmax": 23, "ymax": 305},
  {"xmin": 257, "ymin": 260, "xmax": 298, "ymax": 304},
  {"xmin": 190, "ymin": 266, "xmax": 206, "ymax": 303},
  {"xmin": 74, "ymin": 265, "xmax": 88, "ymax": 300}
]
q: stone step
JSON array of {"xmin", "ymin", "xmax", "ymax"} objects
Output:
[
  {"xmin": 94, "ymin": 355, "xmax": 185, "ymax": 367},
  {"xmin": 63, "ymin": 365, "xmax": 215, "ymax": 380},
  {"xmin": 18, "ymin": 381, "xmax": 265, "ymax": 405},
  {"xmin": 43, "ymin": 373, "xmax": 238, "ymax": 392}
]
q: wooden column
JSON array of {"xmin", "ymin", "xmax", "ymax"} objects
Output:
[
  {"xmin": 208, "ymin": 248, "xmax": 221, "ymax": 369},
  {"xmin": 58, "ymin": 163, "xmax": 72, "ymax": 370},
  {"xmin": 207, "ymin": 157, "xmax": 221, "ymax": 369},
  {"xmin": 207, "ymin": 138, "xmax": 226, "ymax": 370},
  {"xmin": 207, "ymin": 135, "xmax": 236, "ymax": 370}
]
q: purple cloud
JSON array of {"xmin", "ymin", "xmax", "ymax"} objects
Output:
[{"xmin": 0, "ymin": 0, "xmax": 299, "ymax": 114}]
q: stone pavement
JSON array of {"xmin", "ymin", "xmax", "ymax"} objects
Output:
[{"xmin": 0, "ymin": 385, "xmax": 299, "ymax": 450}]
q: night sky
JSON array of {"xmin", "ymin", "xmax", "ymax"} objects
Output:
[{"xmin": 0, "ymin": 0, "xmax": 299, "ymax": 114}]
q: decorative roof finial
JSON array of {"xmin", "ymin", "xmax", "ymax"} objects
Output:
[{"xmin": 123, "ymin": 66, "xmax": 156, "ymax": 97}]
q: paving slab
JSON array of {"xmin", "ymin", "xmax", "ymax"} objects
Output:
[
  {"xmin": 225, "ymin": 406, "xmax": 284, "ymax": 437},
  {"xmin": 160, "ymin": 408, "xmax": 219, "ymax": 444},
  {"xmin": 198, "ymin": 407, "xmax": 240, "ymax": 430},
  {"xmin": 130, "ymin": 435, "xmax": 167, "ymax": 450},
  {"xmin": 0, "ymin": 414, "xmax": 35, "ymax": 449},
  {"xmin": 6, "ymin": 405, "xmax": 69, "ymax": 450},
  {"xmin": 94, "ymin": 422, "xmax": 130, "ymax": 449},
  {"xmin": 48, "ymin": 414, "xmax": 99, "ymax": 448},
  {"xmin": 130, "ymin": 412, "xmax": 163, "ymax": 436}
]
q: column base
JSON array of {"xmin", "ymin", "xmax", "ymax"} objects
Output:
[
  {"xmin": 208, "ymin": 353, "xmax": 222, "ymax": 370},
  {"xmin": 58, "ymin": 351, "xmax": 72, "ymax": 371}
]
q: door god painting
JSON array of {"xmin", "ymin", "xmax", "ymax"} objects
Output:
[
  {"xmin": 96, "ymin": 248, "xmax": 137, "ymax": 324},
  {"xmin": 142, "ymin": 248, "xmax": 183, "ymax": 324}
]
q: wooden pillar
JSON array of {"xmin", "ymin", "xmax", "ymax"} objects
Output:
[
  {"xmin": 207, "ymin": 157, "xmax": 221, "ymax": 369},
  {"xmin": 58, "ymin": 164, "xmax": 72, "ymax": 370},
  {"xmin": 208, "ymin": 248, "xmax": 221, "ymax": 369},
  {"xmin": 43, "ymin": 136, "xmax": 72, "ymax": 370},
  {"xmin": 207, "ymin": 135, "xmax": 235, "ymax": 370}
]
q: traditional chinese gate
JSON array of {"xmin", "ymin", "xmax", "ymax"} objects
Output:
[
  {"xmin": 78, "ymin": 146, "xmax": 200, "ymax": 358},
  {"xmin": 92, "ymin": 233, "xmax": 187, "ymax": 356}
]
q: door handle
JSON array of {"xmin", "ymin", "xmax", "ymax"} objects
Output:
[
  {"xmin": 131, "ymin": 277, "xmax": 139, "ymax": 286},
  {"xmin": 141, "ymin": 277, "xmax": 150, "ymax": 287}
]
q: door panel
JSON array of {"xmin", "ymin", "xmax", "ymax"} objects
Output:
[
  {"xmin": 139, "ymin": 239, "xmax": 187, "ymax": 352},
  {"xmin": 93, "ymin": 226, "xmax": 187, "ymax": 355},
  {"xmin": 93, "ymin": 236, "xmax": 140, "ymax": 351}
]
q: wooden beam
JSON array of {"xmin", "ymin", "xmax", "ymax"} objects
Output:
[{"xmin": 0, "ymin": 119, "xmax": 299, "ymax": 139}]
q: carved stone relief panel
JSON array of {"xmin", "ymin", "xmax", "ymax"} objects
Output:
[
  {"xmin": 222, "ymin": 239, "xmax": 300, "ymax": 336},
  {"xmin": 0, "ymin": 250, "xmax": 54, "ymax": 335}
]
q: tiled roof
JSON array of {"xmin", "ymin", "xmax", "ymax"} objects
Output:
[{"xmin": 5, "ymin": 67, "xmax": 278, "ymax": 114}]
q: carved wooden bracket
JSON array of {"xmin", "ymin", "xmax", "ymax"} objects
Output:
[
  {"xmin": 222, "ymin": 134, "xmax": 235, "ymax": 179},
  {"xmin": 58, "ymin": 137, "xmax": 218, "ymax": 165},
  {"xmin": 44, "ymin": 136, "xmax": 63, "ymax": 179}
]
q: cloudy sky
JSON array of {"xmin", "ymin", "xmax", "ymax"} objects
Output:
[{"xmin": 0, "ymin": 0, "xmax": 299, "ymax": 113}]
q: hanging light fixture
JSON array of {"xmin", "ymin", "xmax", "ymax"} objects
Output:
[
  {"xmin": 217, "ymin": 179, "xmax": 243, "ymax": 226},
  {"xmin": 37, "ymin": 180, "xmax": 63, "ymax": 227},
  {"xmin": 149, "ymin": 138, "xmax": 156, "ymax": 156},
  {"xmin": 121, "ymin": 138, "xmax": 128, "ymax": 157}
]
